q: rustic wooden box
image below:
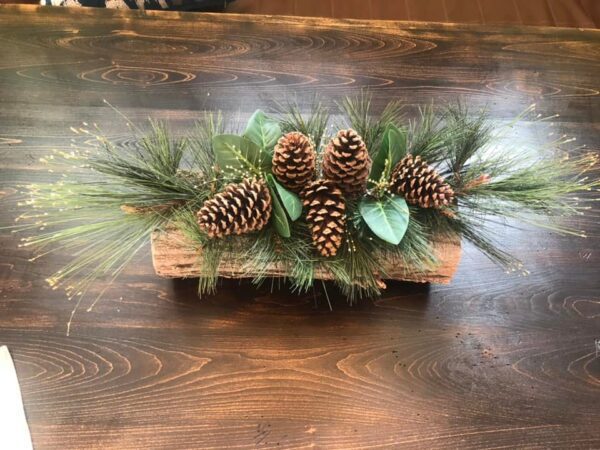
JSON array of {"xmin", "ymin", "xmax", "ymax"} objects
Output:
[{"xmin": 151, "ymin": 228, "xmax": 462, "ymax": 284}]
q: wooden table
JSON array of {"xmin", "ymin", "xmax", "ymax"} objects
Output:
[{"xmin": 1, "ymin": 5, "xmax": 599, "ymax": 449}]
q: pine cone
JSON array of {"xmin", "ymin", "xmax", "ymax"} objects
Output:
[
  {"xmin": 390, "ymin": 154, "xmax": 455, "ymax": 209},
  {"xmin": 272, "ymin": 132, "xmax": 316, "ymax": 193},
  {"xmin": 302, "ymin": 180, "xmax": 346, "ymax": 257},
  {"xmin": 322, "ymin": 128, "xmax": 371, "ymax": 197},
  {"xmin": 197, "ymin": 178, "xmax": 272, "ymax": 238}
]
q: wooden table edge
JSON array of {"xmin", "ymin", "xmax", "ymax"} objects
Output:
[{"xmin": 1, "ymin": 4, "xmax": 598, "ymax": 35}]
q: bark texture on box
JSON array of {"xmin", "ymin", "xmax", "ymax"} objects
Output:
[{"xmin": 151, "ymin": 228, "xmax": 462, "ymax": 284}]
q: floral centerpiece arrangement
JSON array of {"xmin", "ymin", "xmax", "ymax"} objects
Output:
[{"xmin": 14, "ymin": 96, "xmax": 598, "ymax": 310}]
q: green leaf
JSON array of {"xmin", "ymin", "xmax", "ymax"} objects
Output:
[
  {"xmin": 359, "ymin": 195, "xmax": 409, "ymax": 245},
  {"xmin": 212, "ymin": 134, "xmax": 262, "ymax": 174},
  {"xmin": 267, "ymin": 175, "xmax": 302, "ymax": 221},
  {"xmin": 243, "ymin": 110, "xmax": 281, "ymax": 156},
  {"xmin": 370, "ymin": 124, "xmax": 406, "ymax": 184},
  {"xmin": 266, "ymin": 176, "xmax": 291, "ymax": 238}
]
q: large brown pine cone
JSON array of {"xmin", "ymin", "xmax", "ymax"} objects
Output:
[
  {"xmin": 302, "ymin": 180, "xmax": 346, "ymax": 257},
  {"xmin": 197, "ymin": 178, "xmax": 272, "ymax": 238},
  {"xmin": 390, "ymin": 154, "xmax": 455, "ymax": 208},
  {"xmin": 322, "ymin": 128, "xmax": 371, "ymax": 197},
  {"xmin": 272, "ymin": 131, "xmax": 316, "ymax": 193}
]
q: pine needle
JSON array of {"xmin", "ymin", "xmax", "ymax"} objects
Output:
[
  {"xmin": 338, "ymin": 92, "xmax": 404, "ymax": 151},
  {"xmin": 276, "ymin": 97, "xmax": 330, "ymax": 150}
]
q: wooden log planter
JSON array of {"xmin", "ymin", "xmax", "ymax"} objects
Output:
[{"xmin": 151, "ymin": 228, "xmax": 462, "ymax": 284}]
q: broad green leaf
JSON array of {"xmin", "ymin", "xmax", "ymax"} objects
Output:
[
  {"xmin": 370, "ymin": 124, "xmax": 406, "ymax": 184},
  {"xmin": 266, "ymin": 177, "xmax": 291, "ymax": 238},
  {"xmin": 212, "ymin": 134, "xmax": 262, "ymax": 174},
  {"xmin": 268, "ymin": 175, "xmax": 302, "ymax": 221},
  {"xmin": 359, "ymin": 195, "xmax": 409, "ymax": 245},
  {"xmin": 243, "ymin": 110, "xmax": 281, "ymax": 157}
]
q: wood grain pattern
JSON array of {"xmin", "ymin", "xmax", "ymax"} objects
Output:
[
  {"xmin": 0, "ymin": 5, "xmax": 598, "ymax": 449},
  {"xmin": 151, "ymin": 228, "xmax": 462, "ymax": 284}
]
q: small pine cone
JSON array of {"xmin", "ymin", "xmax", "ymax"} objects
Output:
[
  {"xmin": 272, "ymin": 132, "xmax": 316, "ymax": 193},
  {"xmin": 302, "ymin": 180, "xmax": 346, "ymax": 257},
  {"xmin": 322, "ymin": 129, "xmax": 371, "ymax": 197},
  {"xmin": 390, "ymin": 154, "xmax": 455, "ymax": 209},
  {"xmin": 197, "ymin": 178, "xmax": 272, "ymax": 238}
]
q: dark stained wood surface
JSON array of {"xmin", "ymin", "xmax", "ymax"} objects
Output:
[{"xmin": 0, "ymin": 5, "xmax": 599, "ymax": 449}]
